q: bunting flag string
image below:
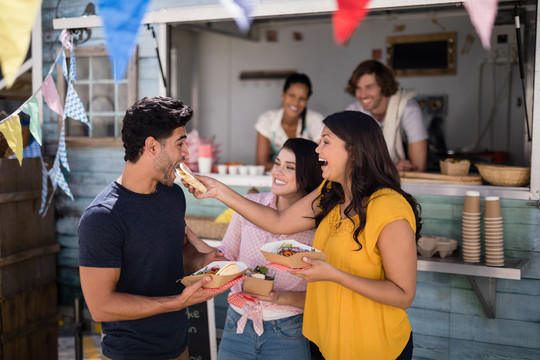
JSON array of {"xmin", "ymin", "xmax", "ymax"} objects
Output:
[
  {"xmin": 0, "ymin": 49, "xmax": 64, "ymax": 126},
  {"xmin": 1, "ymin": 29, "xmax": 90, "ymax": 215},
  {"xmin": 64, "ymin": 44, "xmax": 91, "ymax": 127}
]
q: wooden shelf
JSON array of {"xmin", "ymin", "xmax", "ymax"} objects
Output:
[
  {"xmin": 418, "ymin": 255, "xmax": 529, "ymax": 318},
  {"xmin": 417, "ymin": 255, "xmax": 529, "ymax": 280}
]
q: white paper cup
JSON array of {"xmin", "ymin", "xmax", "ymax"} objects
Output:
[
  {"xmin": 484, "ymin": 196, "xmax": 502, "ymax": 218},
  {"xmin": 238, "ymin": 165, "xmax": 249, "ymax": 175},
  {"xmin": 217, "ymin": 164, "xmax": 228, "ymax": 175},
  {"xmin": 228, "ymin": 165, "xmax": 239, "ymax": 175},
  {"xmin": 198, "ymin": 157, "xmax": 212, "ymax": 174},
  {"xmin": 248, "ymin": 165, "xmax": 259, "ymax": 176},
  {"xmin": 464, "ymin": 192, "xmax": 481, "ymax": 213}
]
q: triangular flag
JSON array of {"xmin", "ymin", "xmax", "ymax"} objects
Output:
[
  {"xmin": 48, "ymin": 153, "xmax": 74, "ymax": 200},
  {"xmin": 39, "ymin": 153, "xmax": 50, "ymax": 215},
  {"xmin": 220, "ymin": 0, "xmax": 260, "ymax": 33},
  {"xmin": 65, "ymin": 82, "xmax": 91, "ymax": 127},
  {"xmin": 41, "ymin": 74, "xmax": 65, "ymax": 117},
  {"xmin": 0, "ymin": 115, "xmax": 24, "ymax": 165},
  {"xmin": 464, "ymin": 0, "xmax": 498, "ymax": 50},
  {"xmin": 58, "ymin": 49, "xmax": 69, "ymax": 81},
  {"xmin": 0, "ymin": 0, "xmax": 42, "ymax": 88},
  {"xmin": 57, "ymin": 119, "xmax": 70, "ymax": 172},
  {"xmin": 22, "ymin": 97, "xmax": 42, "ymax": 145},
  {"xmin": 333, "ymin": 0, "xmax": 371, "ymax": 45},
  {"xmin": 69, "ymin": 46, "xmax": 77, "ymax": 82},
  {"xmin": 96, "ymin": 0, "xmax": 151, "ymax": 81}
]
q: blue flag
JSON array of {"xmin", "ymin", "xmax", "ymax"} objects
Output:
[{"xmin": 96, "ymin": 0, "xmax": 151, "ymax": 81}]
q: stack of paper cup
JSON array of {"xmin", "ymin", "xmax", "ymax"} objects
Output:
[
  {"xmin": 462, "ymin": 191, "xmax": 481, "ymax": 263},
  {"xmin": 484, "ymin": 196, "xmax": 504, "ymax": 266},
  {"xmin": 197, "ymin": 145, "xmax": 213, "ymax": 174}
]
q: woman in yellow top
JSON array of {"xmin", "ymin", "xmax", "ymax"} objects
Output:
[{"xmin": 183, "ymin": 111, "xmax": 422, "ymax": 360}]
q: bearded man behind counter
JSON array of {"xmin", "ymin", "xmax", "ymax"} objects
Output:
[
  {"xmin": 78, "ymin": 96, "xmax": 227, "ymax": 360},
  {"xmin": 345, "ymin": 60, "xmax": 428, "ymax": 172}
]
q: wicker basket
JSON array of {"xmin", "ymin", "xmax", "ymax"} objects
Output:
[
  {"xmin": 475, "ymin": 164, "xmax": 530, "ymax": 187},
  {"xmin": 185, "ymin": 215, "xmax": 229, "ymax": 239}
]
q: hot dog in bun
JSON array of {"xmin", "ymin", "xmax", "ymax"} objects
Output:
[
  {"xmin": 215, "ymin": 263, "xmax": 240, "ymax": 276},
  {"xmin": 176, "ymin": 163, "xmax": 207, "ymax": 193}
]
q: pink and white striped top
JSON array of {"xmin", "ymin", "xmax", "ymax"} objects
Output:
[{"xmin": 218, "ymin": 192, "xmax": 316, "ymax": 320}]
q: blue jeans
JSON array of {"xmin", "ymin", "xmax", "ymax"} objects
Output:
[{"xmin": 217, "ymin": 307, "xmax": 311, "ymax": 360}]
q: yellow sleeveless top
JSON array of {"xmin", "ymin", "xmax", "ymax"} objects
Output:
[{"xmin": 303, "ymin": 187, "xmax": 416, "ymax": 359}]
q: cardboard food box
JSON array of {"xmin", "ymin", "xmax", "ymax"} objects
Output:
[
  {"xmin": 180, "ymin": 261, "xmax": 247, "ymax": 289},
  {"xmin": 261, "ymin": 240, "xmax": 326, "ymax": 269},
  {"xmin": 242, "ymin": 276, "xmax": 274, "ymax": 296},
  {"xmin": 440, "ymin": 159, "xmax": 471, "ymax": 176},
  {"xmin": 242, "ymin": 266, "xmax": 274, "ymax": 296}
]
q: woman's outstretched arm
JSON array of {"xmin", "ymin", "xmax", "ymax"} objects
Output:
[{"xmin": 184, "ymin": 176, "xmax": 319, "ymax": 235}]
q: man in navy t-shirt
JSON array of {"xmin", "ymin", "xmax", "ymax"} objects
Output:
[{"xmin": 78, "ymin": 96, "xmax": 227, "ymax": 360}]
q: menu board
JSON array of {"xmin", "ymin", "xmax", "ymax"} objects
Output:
[{"xmin": 186, "ymin": 299, "xmax": 217, "ymax": 360}]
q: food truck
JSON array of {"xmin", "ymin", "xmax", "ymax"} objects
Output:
[{"xmin": 1, "ymin": 0, "xmax": 538, "ymax": 358}]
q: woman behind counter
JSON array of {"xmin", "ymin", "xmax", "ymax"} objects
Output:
[
  {"xmin": 217, "ymin": 138, "xmax": 323, "ymax": 360},
  {"xmin": 184, "ymin": 111, "xmax": 422, "ymax": 360},
  {"xmin": 255, "ymin": 73, "xmax": 325, "ymax": 171}
]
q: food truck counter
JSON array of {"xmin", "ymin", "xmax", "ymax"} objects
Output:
[{"xmin": 208, "ymin": 173, "xmax": 536, "ymax": 201}]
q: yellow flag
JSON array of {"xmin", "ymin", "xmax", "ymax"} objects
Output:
[
  {"xmin": 0, "ymin": 116, "xmax": 23, "ymax": 165},
  {"xmin": 0, "ymin": 0, "xmax": 42, "ymax": 88}
]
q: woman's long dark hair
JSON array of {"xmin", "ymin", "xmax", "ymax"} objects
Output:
[
  {"xmin": 281, "ymin": 138, "xmax": 323, "ymax": 195},
  {"xmin": 314, "ymin": 111, "xmax": 422, "ymax": 250},
  {"xmin": 283, "ymin": 73, "xmax": 313, "ymax": 136}
]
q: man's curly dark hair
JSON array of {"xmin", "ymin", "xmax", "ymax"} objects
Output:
[
  {"xmin": 345, "ymin": 60, "xmax": 399, "ymax": 98},
  {"xmin": 121, "ymin": 96, "xmax": 193, "ymax": 162}
]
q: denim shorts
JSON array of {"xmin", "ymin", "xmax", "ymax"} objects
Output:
[{"xmin": 217, "ymin": 307, "xmax": 311, "ymax": 360}]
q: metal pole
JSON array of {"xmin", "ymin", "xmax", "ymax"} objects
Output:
[
  {"xmin": 74, "ymin": 297, "xmax": 83, "ymax": 360},
  {"xmin": 148, "ymin": 24, "xmax": 168, "ymax": 91},
  {"xmin": 514, "ymin": 2, "xmax": 532, "ymax": 142}
]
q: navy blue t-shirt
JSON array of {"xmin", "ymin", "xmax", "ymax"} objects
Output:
[{"xmin": 78, "ymin": 181, "xmax": 188, "ymax": 360}]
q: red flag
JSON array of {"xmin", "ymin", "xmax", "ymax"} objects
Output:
[{"xmin": 333, "ymin": 0, "xmax": 371, "ymax": 45}]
